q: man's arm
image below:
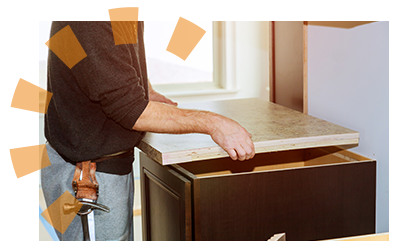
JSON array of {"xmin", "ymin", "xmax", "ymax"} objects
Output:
[{"xmin": 133, "ymin": 101, "xmax": 255, "ymax": 161}]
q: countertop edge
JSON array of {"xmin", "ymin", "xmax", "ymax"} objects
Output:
[{"xmin": 140, "ymin": 132, "xmax": 360, "ymax": 166}]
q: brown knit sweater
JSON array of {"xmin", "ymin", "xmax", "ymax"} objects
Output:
[{"xmin": 45, "ymin": 21, "xmax": 149, "ymax": 175}]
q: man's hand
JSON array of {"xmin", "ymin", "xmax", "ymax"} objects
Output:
[
  {"xmin": 209, "ymin": 115, "xmax": 255, "ymax": 161},
  {"xmin": 149, "ymin": 90, "xmax": 177, "ymax": 106},
  {"xmin": 148, "ymin": 81, "xmax": 177, "ymax": 106}
]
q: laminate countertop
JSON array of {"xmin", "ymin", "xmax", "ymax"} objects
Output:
[{"xmin": 137, "ymin": 98, "xmax": 359, "ymax": 165}]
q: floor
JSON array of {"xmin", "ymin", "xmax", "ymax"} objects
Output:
[{"xmin": 39, "ymin": 178, "xmax": 143, "ymax": 241}]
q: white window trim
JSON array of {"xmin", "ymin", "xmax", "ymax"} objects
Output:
[{"xmin": 152, "ymin": 21, "xmax": 238, "ymax": 98}]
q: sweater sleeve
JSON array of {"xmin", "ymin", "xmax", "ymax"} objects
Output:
[{"xmin": 68, "ymin": 21, "xmax": 148, "ymax": 130}]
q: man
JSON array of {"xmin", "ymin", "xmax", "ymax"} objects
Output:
[{"xmin": 41, "ymin": 21, "xmax": 254, "ymax": 241}]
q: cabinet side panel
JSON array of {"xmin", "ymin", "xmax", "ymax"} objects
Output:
[{"xmin": 274, "ymin": 21, "xmax": 304, "ymax": 112}]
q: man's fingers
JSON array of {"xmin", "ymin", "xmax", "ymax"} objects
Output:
[
  {"xmin": 165, "ymin": 97, "xmax": 178, "ymax": 106},
  {"xmin": 242, "ymin": 144, "xmax": 253, "ymax": 160},
  {"xmin": 245, "ymin": 137, "xmax": 255, "ymax": 159},
  {"xmin": 234, "ymin": 146, "xmax": 247, "ymax": 161},
  {"xmin": 239, "ymin": 132, "xmax": 255, "ymax": 160},
  {"xmin": 226, "ymin": 132, "xmax": 255, "ymax": 161},
  {"xmin": 226, "ymin": 148, "xmax": 238, "ymax": 161}
]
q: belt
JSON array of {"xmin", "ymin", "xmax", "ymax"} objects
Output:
[
  {"xmin": 91, "ymin": 148, "xmax": 135, "ymax": 163},
  {"xmin": 50, "ymin": 144, "xmax": 135, "ymax": 164}
]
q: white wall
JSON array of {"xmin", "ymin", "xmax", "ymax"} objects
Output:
[
  {"xmin": 234, "ymin": 21, "xmax": 270, "ymax": 101},
  {"xmin": 307, "ymin": 21, "xmax": 389, "ymax": 233}
]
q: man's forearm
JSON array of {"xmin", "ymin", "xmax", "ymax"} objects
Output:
[
  {"xmin": 132, "ymin": 101, "xmax": 215, "ymax": 135},
  {"xmin": 132, "ymin": 101, "xmax": 255, "ymax": 161}
]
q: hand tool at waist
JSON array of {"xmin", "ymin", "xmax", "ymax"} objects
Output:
[{"xmin": 64, "ymin": 160, "xmax": 110, "ymax": 241}]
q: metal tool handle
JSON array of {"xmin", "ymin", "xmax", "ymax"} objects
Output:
[
  {"xmin": 81, "ymin": 214, "xmax": 91, "ymax": 241},
  {"xmin": 63, "ymin": 201, "xmax": 110, "ymax": 215},
  {"xmin": 78, "ymin": 201, "xmax": 110, "ymax": 215}
]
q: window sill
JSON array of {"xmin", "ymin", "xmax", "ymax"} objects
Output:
[{"xmin": 161, "ymin": 88, "xmax": 239, "ymax": 98}]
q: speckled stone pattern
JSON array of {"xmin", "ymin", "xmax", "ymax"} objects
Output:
[{"xmin": 138, "ymin": 98, "xmax": 359, "ymax": 165}]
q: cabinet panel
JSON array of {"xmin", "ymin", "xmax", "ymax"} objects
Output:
[
  {"xmin": 140, "ymin": 152, "xmax": 192, "ymax": 241},
  {"xmin": 197, "ymin": 161, "xmax": 375, "ymax": 241},
  {"xmin": 272, "ymin": 21, "xmax": 305, "ymax": 112}
]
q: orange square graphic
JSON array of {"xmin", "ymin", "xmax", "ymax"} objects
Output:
[
  {"xmin": 178, "ymin": 16, "xmax": 190, "ymax": 21},
  {"xmin": 167, "ymin": 17, "xmax": 206, "ymax": 60},
  {"xmin": 41, "ymin": 191, "xmax": 83, "ymax": 234},
  {"xmin": 109, "ymin": 7, "xmax": 138, "ymax": 21},
  {"xmin": 45, "ymin": 25, "xmax": 87, "ymax": 69},
  {"xmin": 110, "ymin": 21, "xmax": 138, "ymax": 45},
  {"xmin": 10, "ymin": 144, "xmax": 51, "ymax": 178},
  {"xmin": 109, "ymin": 7, "xmax": 139, "ymax": 45},
  {"xmin": 11, "ymin": 79, "xmax": 52, "ymax": 114}
]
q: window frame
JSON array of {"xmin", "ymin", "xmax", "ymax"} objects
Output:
[{"xmin": 151, "ymin": 21, "xmax": 237, "ymax": 97}]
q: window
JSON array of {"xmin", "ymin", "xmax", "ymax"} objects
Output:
[{"xmin": 144, "ymin": 21, "xmax": 228, "ymax": 94}]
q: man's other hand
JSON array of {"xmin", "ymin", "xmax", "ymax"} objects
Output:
[
  {"xmin": 149, "ymin": 90, "xmax": 177, "ymax": 106},
  {"xmin": 148, "ymin": 81, "xmax": 177, "ymax": 106}
]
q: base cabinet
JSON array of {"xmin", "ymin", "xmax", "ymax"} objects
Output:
[{"xmin": 140, "ymin": 147, "xmax": 376, "ymax": 241}]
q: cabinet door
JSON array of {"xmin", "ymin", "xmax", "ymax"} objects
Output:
[{"xmin": 140, "ymin": 152, "xmax": 192, "ymax": 240}]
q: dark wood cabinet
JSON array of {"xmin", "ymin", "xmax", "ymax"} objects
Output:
[
  {"xmin": 138, "ymin": 98, "xmax": 375, "ymax": 241},
  {"xmin": 140, "ymin": 147, "xmax": 376, "ymax": 241}
]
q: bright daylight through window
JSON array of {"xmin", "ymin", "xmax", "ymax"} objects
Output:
[{"xmin": 144, "ymin": 21, "xmax": 214, "ymax": 87}]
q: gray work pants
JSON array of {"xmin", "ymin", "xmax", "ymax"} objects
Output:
[{"xmin": 41, "ymin": 143, "xmax": 134, "ymax": 241}]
